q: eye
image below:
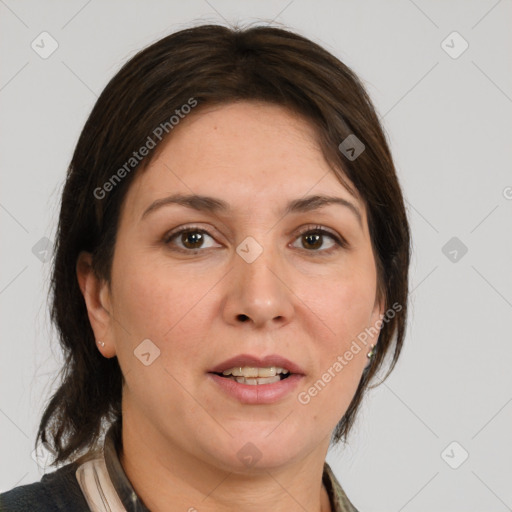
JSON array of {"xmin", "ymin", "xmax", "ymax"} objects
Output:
[
  {"xmin": 163, "ymin": 224, "xmax": 347, "ymax": 255},
  {"xmin": 164, "ymin": 226, "xmax": 221, "ymax": 253},
  {"xmin": 291, "ymin": 225, "xmax": 346, "ymax": 255}
]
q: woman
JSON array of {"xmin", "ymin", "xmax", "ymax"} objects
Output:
[{"xmin": 0, "ymin": 23, "xmax": 410, "ymax": 511}]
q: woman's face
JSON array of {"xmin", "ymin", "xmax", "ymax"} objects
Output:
[{"xmin": 93, "ymin": 101, "xmax": 383, "ymax": 471}]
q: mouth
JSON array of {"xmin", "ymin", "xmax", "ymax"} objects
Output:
[
  {"xmin": 207, "ymin": 354, "xmax": 305, "ymax": 403},
  {"xmin": 211, "ymin": 366, "xmax": 292, "ymax": 386}
]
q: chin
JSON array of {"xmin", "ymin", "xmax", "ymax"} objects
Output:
[{"xmin": 204, "ymin": 429, "xmax": 305, "ymax": 473}]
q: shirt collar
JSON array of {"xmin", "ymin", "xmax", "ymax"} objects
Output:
[
  {"xmin": 103, "ymin": 420, "xmax": 150, "ymax": 511},
  {"xmin": 103, "ymin": 421, "xmax": 358, "ymax": 512}
]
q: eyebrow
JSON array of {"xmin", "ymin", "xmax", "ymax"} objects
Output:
[{"xmin": 141, "ymin": 193, "xmax": 362, "ymax": 226}]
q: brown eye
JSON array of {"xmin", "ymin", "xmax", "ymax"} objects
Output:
[
  {"xmin": 292, "ymin": 226, "xmax": 346, "ymax": 255},
  {"xmin": 164, "ymin": 227, "xmax": 220, "ymax": 253},
  {"xmin": 180, "ymin": 230, "xmax": 205, "ymax": 249},
  {"xmin": 301, "ymin": 232, "xmax": 323, "ymax": 250}
]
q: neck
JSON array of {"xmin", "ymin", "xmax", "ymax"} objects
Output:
[{"xmin": 119, "ymin": 417, "xmax": 332, "ymax": 512}]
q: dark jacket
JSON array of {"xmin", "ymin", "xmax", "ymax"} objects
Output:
[{"xmin": 0, "ymin": 461, "xmax": 90, "ymax": 511}]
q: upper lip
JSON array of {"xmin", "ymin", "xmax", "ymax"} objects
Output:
[{"xmin": 209, "ymin": 354, "xmax": 306, "ymax": 375}]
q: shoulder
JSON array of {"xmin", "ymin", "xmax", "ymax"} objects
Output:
[{"xmin": 0, "ymin": 461, "xmax": 90, "ymax": 511}]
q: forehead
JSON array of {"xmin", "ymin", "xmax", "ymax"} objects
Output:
[{"xmin": 123, "ymin": 101, "xmax": 364, "ymax": 222}]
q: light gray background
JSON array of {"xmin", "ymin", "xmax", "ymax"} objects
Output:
[{"xmin": 1, "ymin": 1, "xmax": 511, "ymax": 511}]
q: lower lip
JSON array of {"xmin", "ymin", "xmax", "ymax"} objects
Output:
[{"xmin": 207, "ymin": 373, "xmax": 304, "ymax": 404}]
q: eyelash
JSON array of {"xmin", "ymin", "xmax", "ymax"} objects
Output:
[{"xmin": 163, "ymin": 224, "xmax": 348, "ymax": 256}]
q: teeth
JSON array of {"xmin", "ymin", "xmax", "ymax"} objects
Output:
[
  {"xmin": 221, "ymin": 366, "xmax": 290, "ymax": 377},
  {"xmin": 233, "ymin": 375, "xmax": 281, "ymax": 385}
]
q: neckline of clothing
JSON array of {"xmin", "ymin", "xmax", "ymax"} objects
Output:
[{"xmin": 99, "ymin": 420, "xmax": 358, "ymax": 512}]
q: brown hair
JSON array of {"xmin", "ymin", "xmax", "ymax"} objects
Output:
[{"xmin": 38, "ymin": 23, "xmax": 410, "ymax": 465}]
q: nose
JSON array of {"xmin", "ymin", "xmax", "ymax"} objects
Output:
[{"xmin": 221, "ymin": 241, "xmax": 294, "ymax": 329}]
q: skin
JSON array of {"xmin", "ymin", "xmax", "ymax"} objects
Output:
[{"xmin": 77, "ymin": 101, "xmax": 384, "ymax": 512}]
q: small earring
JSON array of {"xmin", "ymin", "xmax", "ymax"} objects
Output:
[
  {"xmin": 367, "ymin": 344, "xmax": 375, "ymax": 359},
  {"xmin": 97, "ymin": 340, "xmax": 105, "ymax": 347}
]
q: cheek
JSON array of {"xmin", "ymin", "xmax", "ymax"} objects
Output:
[
  {"xmin": 109, "ymin": 259, "xmax": 210, "ymax": 415},
  {"xmin": 111, "ymin": 254, "xmax": 214, "ymax": 365},
  {"xmin": 113, "ymin": 270, "xmax": 171, "ymax": 338},
  {"xmin": 305, "ymin": 259, "xmax": 378, "ymax": 347},
  {"xmin": 296, "ymin": 257, "xmax": 377, "ymax": 412}
]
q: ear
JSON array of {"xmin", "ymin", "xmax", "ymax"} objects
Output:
[
  {"xmin": 372, "ymin": 291, "xmax": 386, "ymax": 322},
  {"xmin": 76, "ymin": 251, "xmax": 117, "ymax": 358},
  {"xmin": 368, "ymin": 289, "xmax": 386, "ymax": 344}
]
